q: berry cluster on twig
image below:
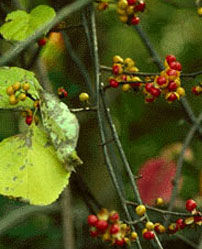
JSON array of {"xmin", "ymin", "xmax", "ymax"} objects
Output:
[
  {"xmin": 87, "ymin": 199, "xmax": 202, "ymax": 246},
  {"xmin": 106, "ymin": 54, "xmax": 185, "ymax": 103}
]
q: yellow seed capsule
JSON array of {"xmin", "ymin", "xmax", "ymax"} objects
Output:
[
  {"xmin": 119, "ymin": 15, "xmax": 128, "ymax": 23},
  {"xmin": 12, "ymin": 82, "xmax": 21, "ymax": 91},
  {"xmin": 156, "ymin": 197, "xmax": 164, "ymax": 206},
  {"xmin": 135, "ymin": 205, "xmax": 146, "ymax": 216},
  {"xmin": 6, "ymin": 86, "xmax": 14, "ymax": 96},
  {"xmin": 22, "ymin": 82, "xmax": 30, "ymax": 91},
  {"xmin": 117, "ymin": 8, "xmax": 126, "ymax": 15},
  {"xmin": 117, "ymin": 0, "xmax": 128, "ymax": 10},
  {"xmin": 124, "ymin": 237, "xmax": 130, "ymax": 244},
  {"xmin": 126, "ymin": 6, "xmax": 134, "ymax": 15},
  {"xmin": 131, "ymin": 232, "xmax": 138, "ymax": 240},
  {"xmin": 176, "ymin": 87, "xmax": 185, "ymax": 96},
  {"xmin": 198, "ymin": 7, "xmax": 202, "ymax": 16},
  {"xmin": 33, "ymin": 100, "xmax": 40, "ymax": 109},
  {"xmin": 79, "ymin": 92, "xmax": 89, "ymax": 102},
  {"xmin": 146, "ymin": 221, "xmax": 154, "ymax": 230},
  {"xmin": 9, "ymin": 95, "xmax": 18, "ymax": 105},
  {"xmin": 128, "ymin": 66, "xmax": 139, "ymax": 73},
  {"xmin": 142, "ymin": 228, "xmax": 148, "ymax": 235},
  {"xmin": 113, "ymin": 55, "xmax": 124, "ymax": 64},
  {"xmin": 131, "ymin": 76, "xmax": 141, "ymax": 82},
  {"xmin": 18, "ymin": 93, "xmax": 27, "ymax": 101},
  {"xmin": 122, "ymin": 84, "xmax": 131, "ymax": 92},
  {"xmin": 184, "ymin": 217, "xmax": 194, "ymax": 225},
  {"xmin": 124, "ymin": 58, "xmax": 135, "ymax": 68}
]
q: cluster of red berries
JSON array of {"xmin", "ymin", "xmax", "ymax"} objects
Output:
[
  {"xmin": 6, "ymin": 81, "xmax": 30, "ymax": 105},
  {"xmin": 107, "ymin": 55, "xmax": 185, "ymax": 103},
  {"xmin": 192, "ymin": 84, "xmax": 202, "ymax": 95},
  {"xmin": 143, "ymin": 55, "xmax": 185, "ymax": 103},
  {"xmin": 97, "ymin": 1, "xmax": 109, "ymax": 11},
  {"xmin": 87, "ymin": 208, "xmax": 138, "ymax": 246},
  {"xmin": 108, "ymin": 55, "xmax": 141, "ymax": 90},
  {"xmin": 88, "ymin": 199, "xmax": 201, "ymax": 246},
  {"xmin": 57, "ymin": 87, "xmax": 68, "ymax": 99},
  {"xmin": 117, "ymin": 0, "xmax": 146, "ymax": 25}
]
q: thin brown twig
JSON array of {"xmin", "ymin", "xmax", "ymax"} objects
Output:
[{"xmin": 126, "ymin": 201, "xmax": 192, "ymax": 217}]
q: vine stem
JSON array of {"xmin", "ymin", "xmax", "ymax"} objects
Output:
[
  {"xmin": 0, "ymin": 0, "xmax": 94, "ymax": 66},
  {"xmin": 165, "ymin": 111, "xmax": 202, "ymax": 225},
  {"xmin": 88, "ymin": 5, "xmax": 143, "ymax": 249},
  {"xmin": 0, "ymin": 204, "xmax": 59, "ymax": 236},
  {"xmin": 126, "ymin": 201, "xmax": 192, "ymax": 217},
  {"xmin": 61, "ymin": 187, "xmax": 75, "ymax": 249},
  {"xmin": 89, "ymin": 4, "xmax": 165, "ymax": 249},
  {"xmin": 100, "ymin": 65, "xmax": 202, "ymax": 78},
  {"xmin": 61, "ymin": 31, "xmax": 94, "ymax": 99}
]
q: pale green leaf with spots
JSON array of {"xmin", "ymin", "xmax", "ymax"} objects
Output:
[
  {"xmin": 0, "ymin": 5, "xmax": 55, "ymax": 41},
  {"xmin": 0, "ymin": 67, "xmax": 41, "ymax": 109},
  {"xmin": 39, "ymin": 90, "xmax": 82, "ymax": 172},
  {"xmin": 0, "ymin": 124, "xmax": 70, "ymax": 205}
]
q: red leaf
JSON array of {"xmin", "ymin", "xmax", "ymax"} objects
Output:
[{"xmin": 137, "ymin": 157, "xmax": 177, "ymax": 205}]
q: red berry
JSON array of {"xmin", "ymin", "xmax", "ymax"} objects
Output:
[
  {"xmin": 90, "ymin": 229, "xmax": 99, "ymax": 237},
  {"xmin": 186, "ymin": 199, "xmax": 197, "ymax": 212},
  {"xmin": 110, "ymin": 224, "xmax": 120, "ymax": 234},
  {"xmin": 127, "ymin": 0, "xmax": 136, "ymax": 5},
  {"xmin": 166, "ymin": 54, "xmax": 176, "ymax": 64},
  {"xmin": 168, "ymin": 81, "xmax": 177, "ymax": 91},
  {"xmin": 145, "ymin": 83, "xmax": 153, "ymax": 92},
  {"xmin": 109, "ymin": 212, "xmax": 119, "ymax": 222},
  {"xmin": 176, "ymin": 219, "xmax": 186, "ymax": 229},
  {"xmin": 168, "ymin": 223, "xmax": 179, "ymax": 234},
  {"xmin": 25, "ymin": 115, "xmax": 33, "ymax": 126},
  {"xmin": 143, "ymin": 231, "xmax": 155, "ymax": 240},
  {"xmin": 192, "ymin": 86, "xmax": 202, "ymax": 95},
  {"xmin": 194, "ymin": 213, "xmax": 202, "ymax": 223},
  {"xmin": 131, "ymin": 82, "xmax": 141, "ymax": 88},
  {"xmin": 131, "ymin": 16, "xmax": 140, "ymax": 25},
  {"xmin": 96, "ymin": 220, "xmax": 108, "ymax": 231},
  {"xmin": 167, "ymin": 92, "xmax": 178, "ymax": 102},
  {"xmin": 166, "ymin": 69, "xmax": 178, "ymax": 77},
  {"xmin": 122, "ymin": 75, "xmax": 127, "ymax": 81},
  {"xmin": 150, "ymin": 87, "xmax": 161, "ymax": 97},
  {"xmin": 134, "ymin": 1, "xmax": 146, "ymax": 12},
  {"xmin": 145, "ymin": 96, "xmax": 155, "ymax": 103},
  {"xmin": 87, "ymin": 215, "xmax": 98, "ymax": 226},
  {"xmin": 112, "ymin": 65, "xmax": 121, "ymax": 75},
  {"xmin": 38, "ymin": 38, "xmax": 47, "ymax": 46},
  {"xmin": 115, "ymin": 238, "xmax": 125, "ymax": 246},
  {"xmin": 58, "ymin": 88, "xmax": 68, "ymax": 99},
  {"xmin": 169, "ymin": 61, "xmax": 182, "ymax": 71},
  {"xmin": 109, "ymin": 79, "xmax": 119, "ymax": 88},
  {"xmin": 156, "ymin": 76, "xmax": 167, "ymax": 86}
]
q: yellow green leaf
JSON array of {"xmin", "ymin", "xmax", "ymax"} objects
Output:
[
  {"xmin": 0, "ymin": 5, "xmax": 55, "ymax": 41},
  {"xmin": 0, "ymin": 124, "xmax": 70, "ymax": 206}
]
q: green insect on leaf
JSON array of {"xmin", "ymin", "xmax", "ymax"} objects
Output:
[{"xmin": 39, "ymin": 90, "xmax": 82, "ymax": 172}]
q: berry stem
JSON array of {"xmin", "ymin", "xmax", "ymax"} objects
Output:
[
  {"xmin": 26, "ymin": 93, "xmax": 37, "ymax": 101},
  {"xmin": 126, "ymin": 201, "xmax": 193, "ymax": 217}
]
